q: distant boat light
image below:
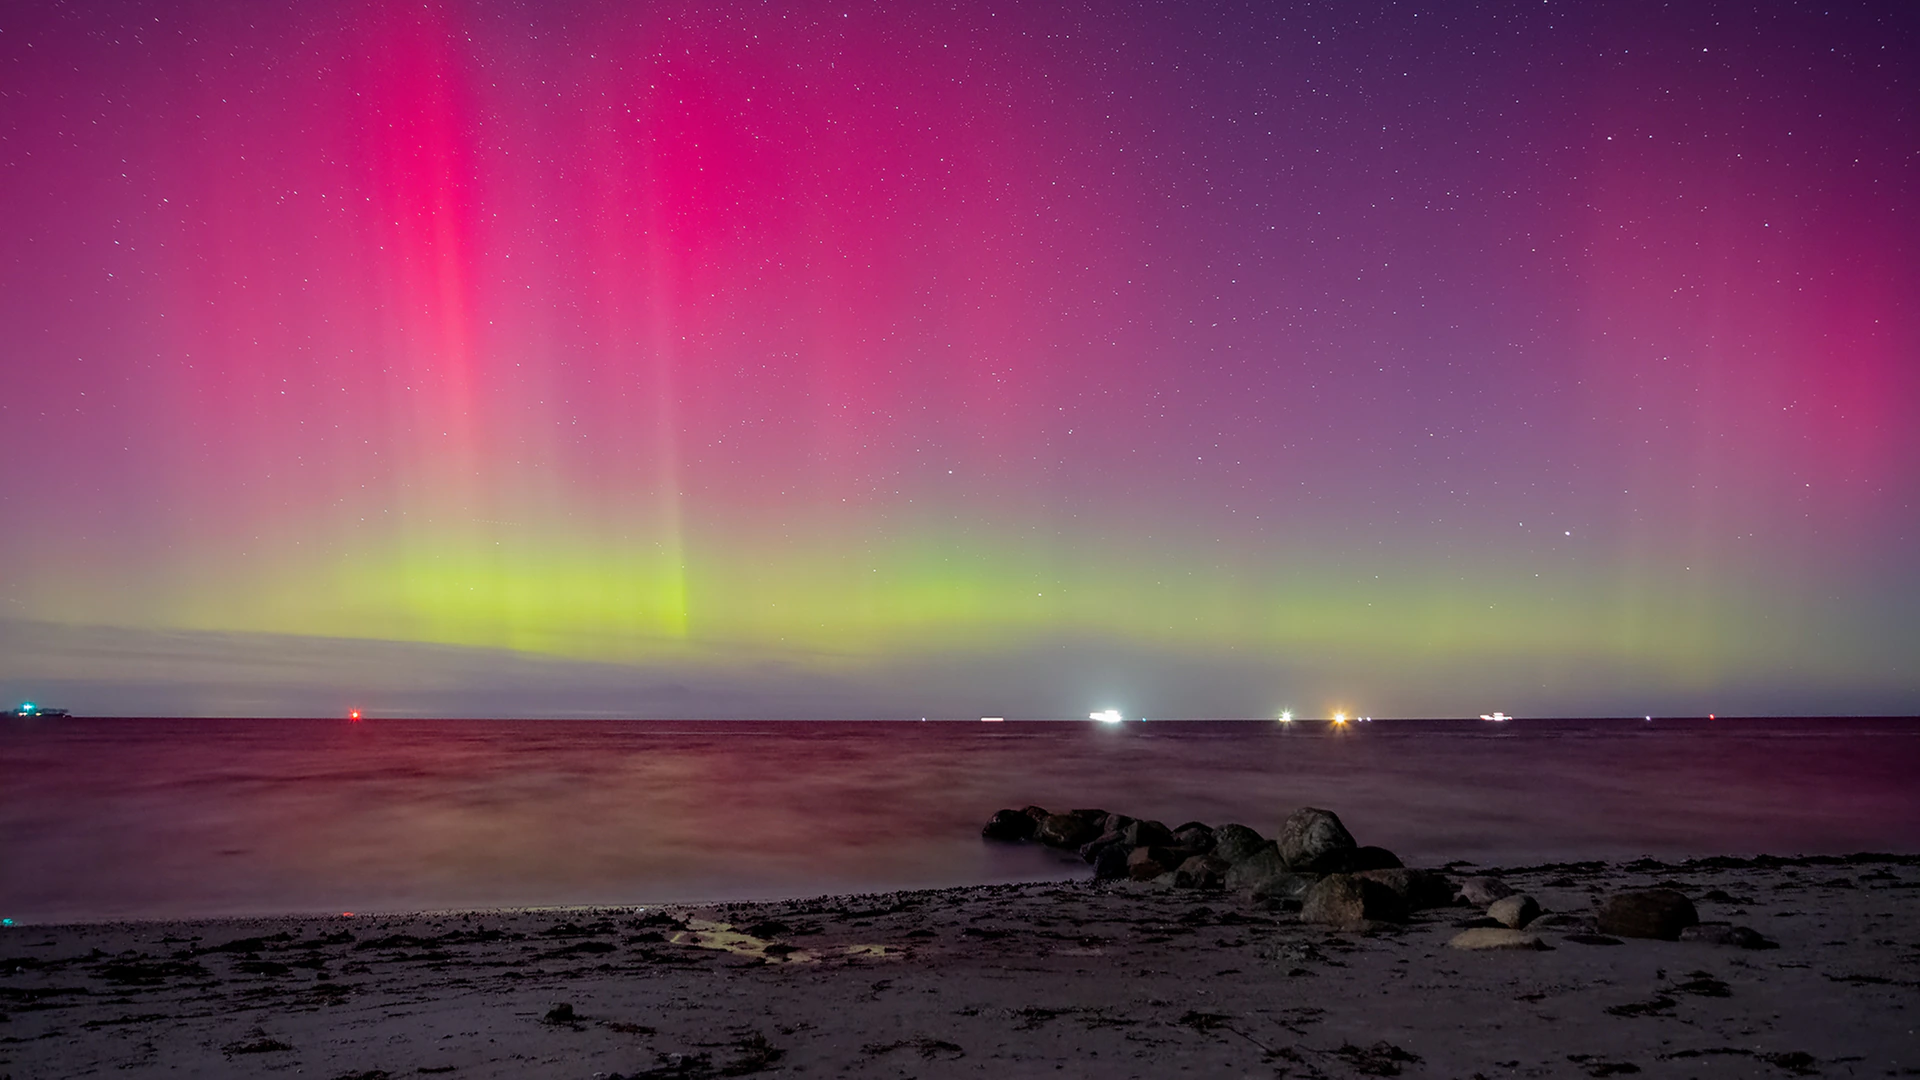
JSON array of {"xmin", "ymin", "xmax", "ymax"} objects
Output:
[
  {"xmin": 1278, "ymin": 710, "xmax": 1292, "ymax": 723},
  {"xmin": 1332, "ymin": 712, "xmax": 1347, "ymax": 724},
  {"xmin": 1090, "ymin": 709, "xmax": 1123, "ymax": 724},
  {"xmin": 980, "ymin": 716, "xmax": 1005, "ymax": 723},
  {"xmin": 1480, "ymin": 712, "xmax": 1511, "ymax": 722},
  {"xmin": 348, "ymin": 709, "xmax": 362, "ymax": 722}
]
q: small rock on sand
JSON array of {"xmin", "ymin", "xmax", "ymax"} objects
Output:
[
  {"xmin": 1678, "ymin": 923, "xmax": 1776, "ymax": 949},
  {"xmin": 1457, "ymin": 876, "xmax": 1515, "ymax": 906},
  {"xmin": 1277, "ymin": 807, "xmax": 1358, "ymax": 871},
  {"xmin": 1596, "ymin": 889, "xmax": 1698, "ymax": 940},
  {"xmin": 1487, "ymin": 894, "xmax": 1542, "ymax": 929},
  {"xmin": 1447, "ymin": 928, "xmax": 1550, "ymax": 951}
]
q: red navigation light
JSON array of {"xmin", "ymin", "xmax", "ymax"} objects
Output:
[{"xmin": 348, "ymin": 709, "xmax": 362, "ymax": 722}]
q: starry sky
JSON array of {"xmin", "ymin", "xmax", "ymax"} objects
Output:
[{"xmin": 1, "ymin": 0, "xmax": 1915, "ymax": 718}]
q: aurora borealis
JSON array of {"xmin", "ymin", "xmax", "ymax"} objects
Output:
[{"xmin": 1, "ymin": 1, "xmax": 1915, "ymax": 718}]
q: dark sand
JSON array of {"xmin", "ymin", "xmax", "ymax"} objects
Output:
[{"xmin": 3, "ymin": 855, "xmax": 1916, "ymax": 1078}]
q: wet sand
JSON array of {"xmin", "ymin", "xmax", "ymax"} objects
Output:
[{"xmin": 2, "ymin": 854, "xmax": 1916, "ymax": 1078}]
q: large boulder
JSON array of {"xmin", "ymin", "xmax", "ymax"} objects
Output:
[
  {"xmin": 1121, "ymin": 819, "xmax": 1176, "ymax": 848},
  {"xmin": 1246, "ymin": 871, "xmax": 1317, "ymax": 902},
  {"xmin": 1210, "ymin": 824, "xmax": 1268, "ymax": 865},
  {"xmin": 1299, "ymin": 873, "xmax": 1407, "ymax": 927},
  {"xmin": 1127, "ymin": 845, "xmax": 1180, "ymax": 881},
  {"xmin": 1101, "ymin": 813, "xmax": 1136, "ymax": 834},
  {"xmin": 1035, "ymin": 813, "xmax": 1100, "ymax": 849},
  {"xmin": 1223, "ymin": 842, "xmax": 1286, "ymax": 891},
  {"xmin": 1457, "ymin": 876, "xmax": 1515, "ymax": 906},
  {"xmin": 1596, "ymin": 889, "xmax": 1698, "ymax": 940},
  {"xmin": 1078, "ymin": 831, "xmax": 1126, "ymax": 863},
  {"xmin": 1277, "ymin": 807, "xmax": 1358, "ymax": 871},
  {"xmin": 1487, "ymin": 894, "xmax": 1541, "ymax": 929},
  {"xmin": 982, "ymin": 809, "xmax": 1037, "ymax": 842},
  {"xmin": 1354, "ymin": 868, "xmax": 1455, "ymax": 911},
  {"xmin": 1171, "ymin": 822, "xmax": 1215, "ymax": 852},
  {"xmin": 1091, "ymin": 844, "xmax": 1132, "ymax": 882},
  {"xmin": 1315, "ymin": 846, "xmax": 1404, "ymax": 874},
  {"xmin": 1173, "ymin": 855, "xmax": 1231, "ymax": 890}
]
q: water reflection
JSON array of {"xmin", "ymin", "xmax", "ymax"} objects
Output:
[{"xmin": 2, "ymin": 717, "xmax": 1916, "ymax": 922}]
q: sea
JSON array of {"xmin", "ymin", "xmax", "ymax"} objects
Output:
[{"xmin": 3, "ymin": 717, "xmax": 1917, "ymax": 925}]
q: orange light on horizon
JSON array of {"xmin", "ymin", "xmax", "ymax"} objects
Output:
[{"xmin": 348, "ymin": 709, "xmax": 362, "ymax": 722}]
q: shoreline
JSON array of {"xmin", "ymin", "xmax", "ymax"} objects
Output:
[{"xmin": 4, "ymin": 852, "xmax": 1916, "ymax": 1078}]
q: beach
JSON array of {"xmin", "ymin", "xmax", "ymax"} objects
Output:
[{"xmin": 4, "ymin": 852, "xmax": 1916, "ymax": 1079}]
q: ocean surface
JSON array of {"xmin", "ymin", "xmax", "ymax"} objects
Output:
[{"xmin": 3, "ymin": 717, "xmax": 1917, "ymax": 924}]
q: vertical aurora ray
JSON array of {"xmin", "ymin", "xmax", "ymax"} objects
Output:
[{"xmin": 0, "ymin": 1, "xmax": 1914, "ymax": 715}]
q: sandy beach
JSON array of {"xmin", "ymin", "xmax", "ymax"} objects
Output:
[{"xmin": 3, "ymin": 852, "xmax": 1916, "ymax": 1079}]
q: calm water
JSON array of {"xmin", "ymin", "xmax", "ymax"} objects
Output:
[{"xmin": 3, "ymin": 717, "xmax": 1917, "ymax": 924}]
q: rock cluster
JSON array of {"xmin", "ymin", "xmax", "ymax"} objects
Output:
[
  {"xmin": 982, "ymin": 804, "xmax": 1452, "ymax": 928},
  {"xmin": 985, "ymin": 804, "xmax": 1782, "ymax": 950}
]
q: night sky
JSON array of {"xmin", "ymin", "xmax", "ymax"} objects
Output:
[{"xmin": 1, "ymin": 1, "xmax": 1915, "ymax": 718}]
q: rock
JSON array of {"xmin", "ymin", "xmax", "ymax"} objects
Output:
[
  {"xmin": 1277, "ymin": 807, "xmax": 1358, "ymax": 871},
  {"xmin": 1354, "ymin": 868, "xmax": 1455, "ymax": 911},
  {"xmin": 1316, "ymin": 845, "xmax": 1404, "ymax": 874},
  {"xmin": 1121, "ymin": 819, "xmax": 1176, "ymax": 847},
  {"xmin": 1531, "ymin": 912, "xmax": 1591, "ymax": 929},
  {"xmin": 1210, "ymin": 824, "xmax": 1268, "ymax": 864},
  {"xmin": 1173, "ymin": 855, "xmax": 1231, "ymax": 890},
  {"xmin": 1172, "ymin": 823, "xmax": 1215, "ymax": 852},
  {"xmin": 1486, "ymin": 894, "xmax": 1541, "ymax": 929},
  {"xmin": 1101, "ymin": 813, "xmax": 1136, "ymax": 834},
  {"xmin": 1299, "ymin": 874, "xmax": 1408, "ymax": 927},
  {"xmin": 543, "ymin": 1002, "xmax": 577, "ymax": 1023},
  {"xmin": 1223, "ymin": 841, "xmax": 1286, "ymax": 890},
  {"xmin": 1078, "ymin": 831, "xmax": 1125, "ymax": 863},
  {"xmin": 1091, "ymin": 844, "xmax": 1132, "ymax": 882},
  {"xmin": 1457, "ymin": 876, "xmax": 1515, "ymax": 906},
  {"xmin": 982, "ymin": 809, "xmax": 1037, "ymax": 842},
  {"xmin": 1679, "ymin": 923, "xmax": 1776, "ymax": 949},
  {"xmin": 1447, "ymin": 928, "xmax": 1550, "ymax": 951},
  {"xmin": 1246, "ymin": 871, "xmax": 1317, "ymax": 902},
  {"xmin": 1596, "ymin": 889, "xmax": 1698, "ymax": 940},
  {"xmin": 1068, "ymin": 808, "xmax": 1110, "ymax": 828},
  {"xmin": 1035, "ymin": 813, "xmax": 1101, "ymax": 849},
  {"xmin": 1127, "ymin": 845, "xmax": 1179, "ymax": 881},
  {"xmin": 1020, "ymin": 805, "xmax": 1051, "ymax": 824}
]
